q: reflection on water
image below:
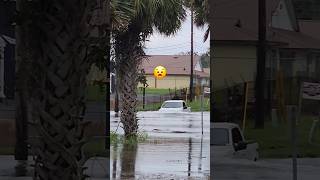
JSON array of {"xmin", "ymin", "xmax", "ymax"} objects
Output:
[
  {"xmin": 188, "ymin": 137, "xmax": 192, "ymax": 177},
  {"xmin": 111, "ymin": 138, "xmax": 209, "ymax": 179},
  {"xmin": 112, "ymin": 142, "xmax": 118, "ymax": 179},
  {"xmin": 110, "ymin": 111, "xmax": 210, "ymax": 179},
  {"xmin": 120, "ymin": 143, "xmax": 138, "ymax": 179}
]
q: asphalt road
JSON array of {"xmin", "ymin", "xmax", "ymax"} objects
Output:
[{"xmin": 212, "ymin": 157, "xmax": 320, "ymax": 180}]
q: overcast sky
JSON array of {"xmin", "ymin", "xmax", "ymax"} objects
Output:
[{"xmin": 144, "ymin": 12, "xmax": 209, "ymax": 55}]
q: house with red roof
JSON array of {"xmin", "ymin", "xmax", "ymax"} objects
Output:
[
  {"xmin": 210, "ymin": 0, "xmax": 320, "ymax": 104},
  {"xmin": 140, "ymin": 55, "xmax": 210, "ymax": 89}
]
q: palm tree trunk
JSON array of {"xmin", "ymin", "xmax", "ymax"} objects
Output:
[
  {"xmin": 120, "ymin": 143, "xmax": 138, "ymax": 179},
  {"xmin": 115, "ymin": 28, "xmax": 144, "ymax": 137},
  {"xmin": 17, "ymin": 0, "xmax": 109, "ymax": 179},
  {"xmin": 119, "ymin": 57, "xmax": 139, "ymax": 136}
]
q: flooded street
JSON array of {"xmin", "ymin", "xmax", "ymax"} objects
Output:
[{"xmin": 110, "ymin": 111, "xmax": 210, "ymax": 179}]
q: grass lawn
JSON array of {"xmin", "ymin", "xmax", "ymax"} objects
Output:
[
  {"xmin": 186, "ymin": 97, "xmax": 210, "ymax": 111},
  {"xmin": 137, "ymin": 88, "xmax": 172, "ymax": 95},
  {"xmin": 110, "ymin": 131, "xmax": 148, "ymax": 146},
  {"xmin": 244, "ymin": 116, "xmax": 320, "ymax": 158},
  {"xmin": 137, "ymin": 102, "xmax": 162, "ymax": 111},
  {"xmin": 83, "ymin": 139, "xmax": 108, "ymax": 157},
  {"xmin": 0, "ymin": 147, "xmax": 14, "ymax": 155},
  {"xmin": 86, "ymin": 85, "xmax": 106, "ymax": 102}
]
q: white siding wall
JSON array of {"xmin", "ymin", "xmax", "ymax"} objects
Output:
[{"xmin": 212, "ymin": 45, "xmax": 257, "ymax": 89}]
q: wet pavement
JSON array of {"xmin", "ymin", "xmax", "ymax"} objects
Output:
[
  {"xmin": 110, "ymin": 111, "xmax": 210, "ymax": 179},
  {"xmin": 212, "ymin": 157, "xmax": 320, "ymax": 180}
]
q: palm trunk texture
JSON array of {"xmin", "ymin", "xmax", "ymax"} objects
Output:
[
  {"xmin": 17, "ymin": 0, "xmax": 109, "ymax": 179},
  {"xmin": 114, "ymin": 25, "xmax": 145, "ymax": 137}
]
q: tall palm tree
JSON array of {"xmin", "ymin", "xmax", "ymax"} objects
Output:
[
  {"xmin": 113, "ymin": 0, "xmax": 186, "ymax": 137},
  {"xmin": 16, "ymin": 0, "xmax": 109, "ymax": 179}
]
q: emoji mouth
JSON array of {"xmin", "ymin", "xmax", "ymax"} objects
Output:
[{"xmin": 158, "ymin": 74, "xmax": 162, "ymax": 76}]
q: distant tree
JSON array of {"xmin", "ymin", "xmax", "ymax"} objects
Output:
[{"xmin": 200, "ymin": 53, "xmax": 210, "ymax": 68}]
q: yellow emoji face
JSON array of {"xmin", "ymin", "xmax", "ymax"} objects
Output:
[{"xmin": 153, "ymin": 66, "xmax": 167, "ymax": 79}]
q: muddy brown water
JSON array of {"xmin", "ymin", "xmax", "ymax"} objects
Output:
[{"xmin": 110, "ymin": 111, "xmax": 210, "ymax": 179}]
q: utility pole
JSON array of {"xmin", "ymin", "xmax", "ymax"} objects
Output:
[
  {"xmin": 255, "ymin": 0, "xmax": 266, "ymax": 128},
  {"xmin": 189, "ymin": 7, "xmax": 194, "ymax": 102}
]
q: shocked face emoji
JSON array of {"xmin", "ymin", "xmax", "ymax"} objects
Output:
[{"xmin": 153, "ymin": 66, "xmax": 167, "ymax": 79}]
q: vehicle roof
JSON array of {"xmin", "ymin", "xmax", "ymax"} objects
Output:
[
  {"xmin": 163, "ymin": 100, "xmax": 185, "ymax": 103},
  {"xmin": 211, "ymin": 122, "xmax": 240, "ymax": 129}
]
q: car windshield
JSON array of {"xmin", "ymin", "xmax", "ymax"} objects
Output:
[
  {"xmin": 211, "ymin": 128, "xmax": 229, "ymax": 145},
  {"xmin": 161, "ymin": 102, "xmax": 182, "ymax": 108}
]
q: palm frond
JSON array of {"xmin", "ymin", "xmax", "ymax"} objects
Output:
[{"xmin": 111, "ymin": 0, "xmax": 134, "ymax": 30}]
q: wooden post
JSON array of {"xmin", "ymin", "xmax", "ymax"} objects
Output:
[
  {"xmin": 242, "ymin": 82, "xmax": 249, "ymax": 132},
  {"xmin": 288, "ymin": 106, "xmax": 298, "ymax": 180}
]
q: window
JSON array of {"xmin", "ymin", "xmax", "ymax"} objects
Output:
[
  {"xmin": 183, "ymin": 102, "xmax": 187, "ymax": 108},
  {"xmin": 212, "ymin": 128, "xmax": 229, "ymax": 145},
  {"xmin": 161, "ymin": 102, "xmax": 182, "ymax": 108},
  {"xmin": 232, "ymin": 128, "xmax": 243, "ymax": 144}
]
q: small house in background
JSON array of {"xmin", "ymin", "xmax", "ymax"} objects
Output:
[
  {"xmin": 211, "ymin": 0, "xmax": 320, "ymax": 89},
  {"xmin": 139, "ymin": 55, "xmax": 210, "ymax": 89},
  {"xmin": 210, "ymin": 0, "xmax": 320, "ymax": 114}
]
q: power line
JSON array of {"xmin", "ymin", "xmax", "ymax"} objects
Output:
[
  {"xmin": 145, "ymin": 42, "xmax": 191, "ymax": 49},
  {"xmin": 145, "ymin": 43, "xmax": 202, "ymax": 51}
]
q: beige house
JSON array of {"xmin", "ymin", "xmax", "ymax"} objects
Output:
[{"xmin": 140, "ymin": 55, "xmax": 210, "ymax": 89}]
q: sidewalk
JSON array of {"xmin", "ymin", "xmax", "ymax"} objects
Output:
[{"xmin": 0, "ymin": 155, "xmax": 109, "ymax": 179}]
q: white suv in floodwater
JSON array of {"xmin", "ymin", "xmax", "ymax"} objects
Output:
[{"xmin": 159, "ymin": 100, "xmax": 191, "ymax": 112}]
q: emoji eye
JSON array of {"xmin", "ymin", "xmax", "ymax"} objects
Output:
[
  {"xmin": 161, "ymin": 71, "xmax": 163, "ymax": 73},
  {"xmin": 157, "ymin": 71, "xmax": 159, "ymax": 73}
]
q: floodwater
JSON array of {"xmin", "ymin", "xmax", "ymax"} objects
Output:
[{"xmin": 110, "ymin": 111, "xmax": 210, "ymax": 179}]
